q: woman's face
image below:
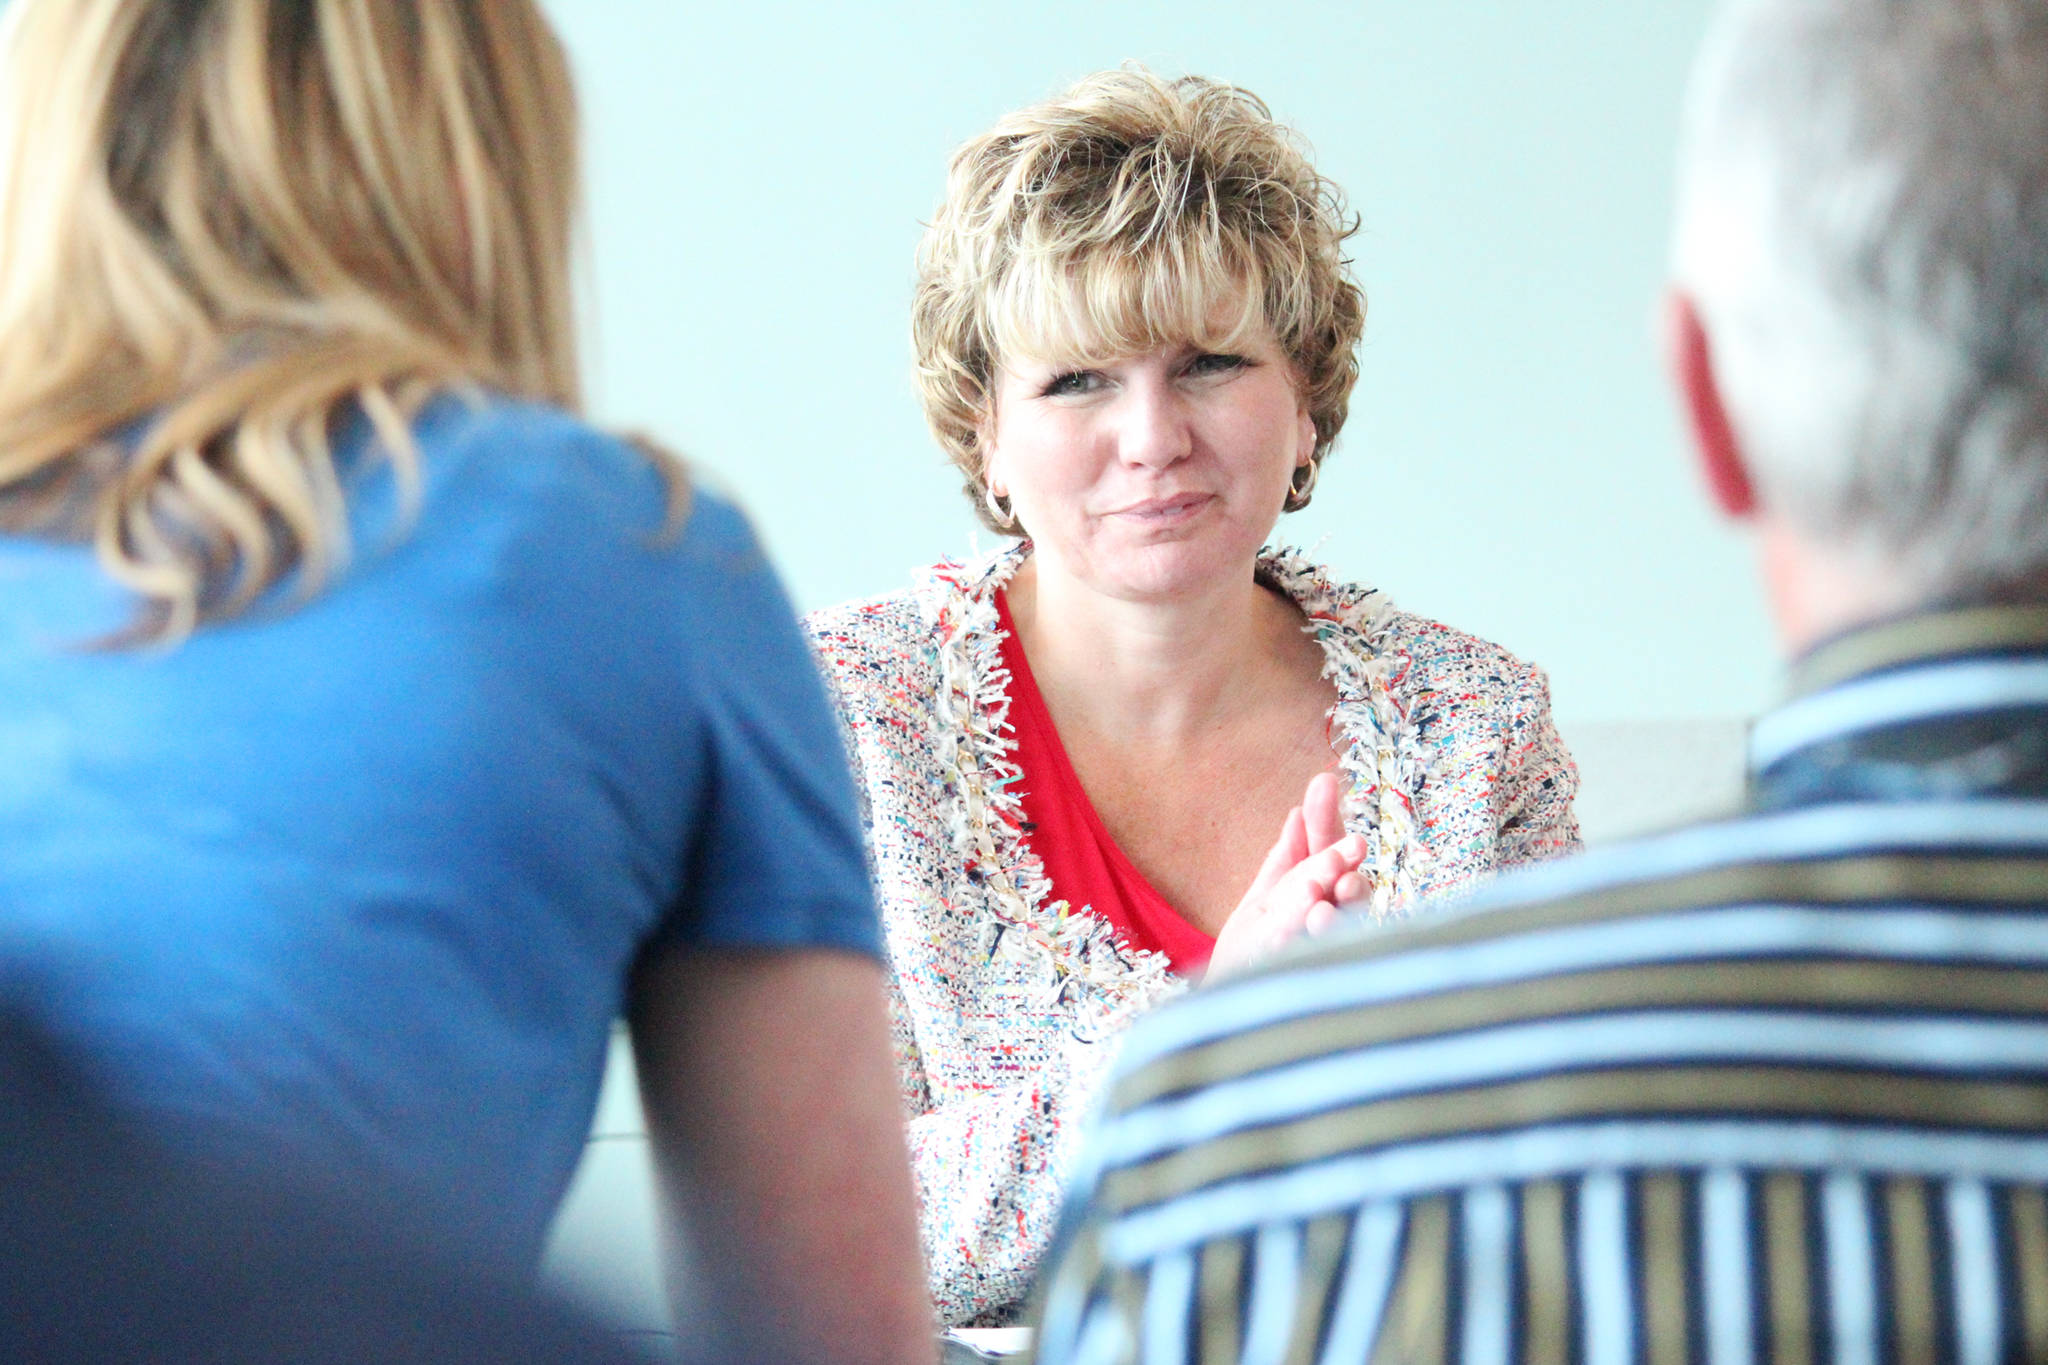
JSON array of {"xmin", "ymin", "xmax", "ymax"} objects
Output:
[{"xmin": 983, "ymin": 325, "xmax": 1316, "ymax": 605}]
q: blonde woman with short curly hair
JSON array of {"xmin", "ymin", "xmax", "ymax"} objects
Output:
[
  {"xmin": 0, "ymin": 4, "xmax": 929, "ymax": 1360},
  {"xmin": 806, "ymin": 67, "xmax": 1582, "ymax": 1325}
]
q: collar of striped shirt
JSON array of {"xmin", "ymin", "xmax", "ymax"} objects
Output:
[{"xmin": 1749, "ymin": 601, "xmax": 2048, "ymax": 809}]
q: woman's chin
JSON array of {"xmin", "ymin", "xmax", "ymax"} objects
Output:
[{"xmin": 1076, "ymin": 534, "xmax": 1270, "ymax": 605}]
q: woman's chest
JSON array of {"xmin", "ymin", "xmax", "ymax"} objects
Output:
[{"xmin": 1064, "ymin": 724, "xmax": 1345, "ymax": 935}]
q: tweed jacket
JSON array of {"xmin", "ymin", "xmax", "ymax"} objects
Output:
[{"xmin": 803, "ymin": 545, "xmax": 1580, "ymax": 1326}]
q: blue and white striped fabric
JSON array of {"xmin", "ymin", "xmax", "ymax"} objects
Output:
[{"xmin": 1033, "ymin": 603, "xmax": 2048, "ymax": 1365}]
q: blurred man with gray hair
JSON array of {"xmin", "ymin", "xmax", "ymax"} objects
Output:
[{"xmin": 1031, "ymin": 2, "xmax": 2048, "ymax": 1360}]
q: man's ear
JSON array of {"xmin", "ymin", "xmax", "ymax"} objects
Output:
[{"xmin": 1664, "ymin": 288, "xmax": 1757, "ymax": 518}]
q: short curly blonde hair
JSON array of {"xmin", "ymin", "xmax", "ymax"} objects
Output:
[{"xmin": 912, "ymin": 68, "xmax": 1365, "ymax": 530}]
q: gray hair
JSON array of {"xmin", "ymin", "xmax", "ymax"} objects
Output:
[{"xmin": 1673, "ymin": 0, "xmax": 2048, "ymax": 599}]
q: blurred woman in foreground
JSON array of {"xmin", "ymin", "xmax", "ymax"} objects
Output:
[
  {"xmin": 0, "ymin": 3, "xmax": 928, "ymax": 1361},
  {"xmin": 807, "ymin": 69, "xmax": 1581, "ymax": 1324}
]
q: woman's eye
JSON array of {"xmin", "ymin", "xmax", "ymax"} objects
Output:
[
  {"xmin": 1040, "ymin": 370, "xmax": 1101, "ymax": 398},
  {"xmin": 1187, "ymin": 353, "xmax": 1248, "ymax": 378}
]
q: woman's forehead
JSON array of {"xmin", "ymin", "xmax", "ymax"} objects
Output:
[
  {"xmin": 996, "ymin": 330, "xmax": 1283, "ymax": 379},
  {"xmin": 988, "ymin": 264, "xmax": 1272, "ymax": 370}
]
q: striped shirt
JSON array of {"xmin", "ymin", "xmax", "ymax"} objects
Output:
[{"xmin": 1032, "ymin": 603, "xmax": 2048, "ymax": 1365}]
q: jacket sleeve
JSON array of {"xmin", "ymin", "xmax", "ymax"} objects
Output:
[
  {"xmin": 897, "ymin": 1018, "xmax": 1132, "ymax": 1326},
  {"xmin": 803, "ymin": 599, "xmax": 1183, "ymax": 1324},
  {"xmin": 802, "ymin": 614, "xmax": 937, "ymax": 1126},
  {"xmin": 1494, "ymin": 659, "xmax": 1582, "ymax": 866}
]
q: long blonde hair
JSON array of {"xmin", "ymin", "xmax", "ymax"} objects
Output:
[{"xmin": 0, "ymin": 0, "xmax": 586, "ymax": 640}]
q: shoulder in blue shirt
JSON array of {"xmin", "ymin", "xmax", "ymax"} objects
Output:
[{"xmin": 0, "ymin": 395, "xmax": 880, "ymax": 1263}]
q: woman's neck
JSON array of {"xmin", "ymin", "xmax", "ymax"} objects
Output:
[{"xmin": 1002, "ymin": 552, "xmax": 1312, "ymax": 752}]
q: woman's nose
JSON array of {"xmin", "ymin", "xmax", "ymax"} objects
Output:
[{"xmin": 1113, "ymin": 384, "xmax": 1193, "ymax": 468}]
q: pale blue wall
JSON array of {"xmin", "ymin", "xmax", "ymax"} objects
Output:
[{"xmin": 544, "ymin": 1, "xmax": 1778, "ymax": 724}]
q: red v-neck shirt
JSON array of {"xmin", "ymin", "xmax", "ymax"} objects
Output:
[{"xmin": 995, "ymin": 591, "xmax": 1217, "ymax": 976}]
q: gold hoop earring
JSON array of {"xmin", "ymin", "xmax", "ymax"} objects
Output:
[
  {"xmin": 983, "ymin": 484, "xmax": 1018, "ymax": 531},
  {"xmin": 1284, "ymin": 458, "xmax": 1319, "ymax": 512}
]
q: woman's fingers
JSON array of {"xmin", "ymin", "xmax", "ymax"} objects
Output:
[
  {"xmin": 1302, "ymin": 771, "xmax": 1345, "ymax": 855},
  {"xmin": 1263, "ymin": 834, "xmax": 1366, "ymax": 931},
  {"xmin": 1221, "ymin": 808, "xmax": 1309, "ymax": 972},
  {"xmin": 1242, "ymin": 806, "xmax": 1307, "ymax": 903},
  {"xmin": 1279, "ymin": 804, "xmax": 1311, "ymax": 867},
  {"xmin": 1303, "ymin": 833, "xmax": 1367, "ymax": 893},
  {"xmin": 1213, "ymin": 818, "xmax": 1371, "ymax": 979}
]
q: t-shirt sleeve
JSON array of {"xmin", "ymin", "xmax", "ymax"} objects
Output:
[{"xmin": 655, "ymin": 496, "xmax": 882, "ymax": 958}]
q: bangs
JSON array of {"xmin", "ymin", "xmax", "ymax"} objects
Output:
[{"xmin": 984, "ymin": 238, "xmax": 1273, "ymax": 371}]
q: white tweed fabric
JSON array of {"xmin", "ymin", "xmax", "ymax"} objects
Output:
[{"xmin": 803, "ymin": 543, "xmax": 1580, "ymax": 1325}]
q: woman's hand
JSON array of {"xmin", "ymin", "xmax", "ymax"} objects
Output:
[{"xmin": 1205, "ymin": 772, "xmax": 1368, "ymax": 979}]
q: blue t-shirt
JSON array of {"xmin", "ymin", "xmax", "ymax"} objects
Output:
[{"xmin": 0, "ymin": 397, "xmax": 880, "ymax": 1264}]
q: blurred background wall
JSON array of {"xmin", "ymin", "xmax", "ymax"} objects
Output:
[{"xmin": 542, "ymin": 0, "xmax": 1772, "ymax": 732}]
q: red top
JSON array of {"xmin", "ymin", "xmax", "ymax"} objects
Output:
[{"xmin": 995, "ymin": 591, "xmax": 1217, "ymax": 976}]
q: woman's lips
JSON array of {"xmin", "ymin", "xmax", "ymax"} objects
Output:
[{"xmin": 1108, "ymin": 492, "xmax": 1212, "ymax": 522}]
